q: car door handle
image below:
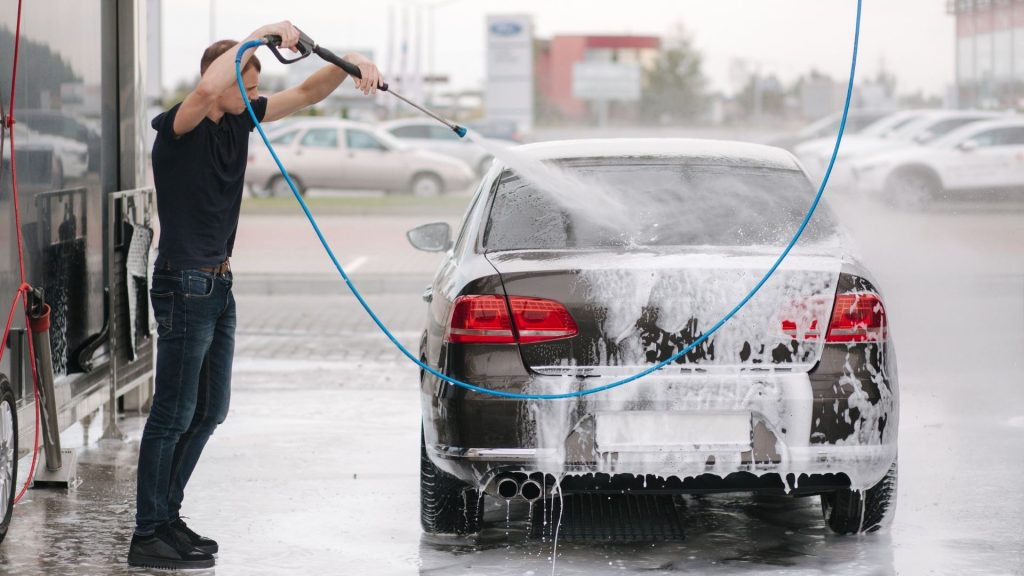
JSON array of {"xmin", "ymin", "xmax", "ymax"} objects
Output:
[{"xmin": 422, "ymin": 286, "xmax": 433, "ymax": 303}]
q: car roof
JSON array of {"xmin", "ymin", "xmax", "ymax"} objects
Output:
[
  {"xmin": 379, "ymin": 118, "xmax": 439, "ymax": 128},
  {"xmin": 932, "ymin": 117, "xmax": 1024, "ymax": 145},
  {"xmin": 507, "ymin": 138, "xmax": 801, "ymax": 170},
  {"xmin": 267, "ymin": 117, "xmax": 377, "ymax": 131}
]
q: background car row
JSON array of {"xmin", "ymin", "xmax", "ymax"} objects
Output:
[
  {"xmin": 245, "ymin": 117, "xmax": 519, "ymax": 197},
  {"xmin": 787, "ymin": 108, "xmax": 1023, "ymax": 206}
]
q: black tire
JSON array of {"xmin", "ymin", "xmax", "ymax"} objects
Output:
[
  {"xmin": 0, "ymin": 374, "xmax": 18, "ymax": 545},
  {"xmin": 475, "ymin": 156, "xmax": 493, "ymax": 177},
  {"xmin": 53, "ymin": 158, "xmax": 65, "ymax": 189},
  {"xmin": 268, "ymin": 174, "xmax": 305, "ymax": 198},
  {"xmin": 409, "ymin": 173, "xmax": 443, "ymax": 197},
  {"xmin": 821, "ymin": 460, "xmax": 897, "ymax": 534},
  {"xmin": 884, "ymin": 168, "xmax": 939, "ymax": 209},
  {"xmin": 420, "ymin": 429, "xmax": 482, "ymax": 535}
]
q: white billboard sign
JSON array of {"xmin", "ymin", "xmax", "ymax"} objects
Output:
[
  {"xmin": 485, "ymin": 14, "xmax": 533, "ymax": 131},
  {"xmin": 572, "ymin": 61, "xmax": 642, "ymax": 102}
]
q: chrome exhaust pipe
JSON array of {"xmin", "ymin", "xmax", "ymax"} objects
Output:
[
  {"xmin": 519, "ymin": 479, "xmax": 542, "ymax": 502},
  {"xmin": 496, "ymin": 476, "xmax": 520, "ymax": 500}
]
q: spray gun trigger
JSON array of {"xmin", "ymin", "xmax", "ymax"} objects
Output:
[{"xmin": 264, "ymin": 31, "xmax": 313, "ymax": 65}]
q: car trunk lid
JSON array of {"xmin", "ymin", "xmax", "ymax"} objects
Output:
[{"xmin": 486, "ymin": 247, "xmax": 841, "ymax": 375}]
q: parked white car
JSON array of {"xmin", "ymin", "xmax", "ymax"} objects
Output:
[
  {"xmin": 381, "ymin": 118, "xmax": 512, "ymax": 176},
  {"xmin": 796, "ymin": 110, "xmax": 1009, "ymax": 189},
  {"xmin": 768, "ymin": 109, "xmax": 893, "ymax": 152},
  {"xmin": 849, "ymin": 118, "xmax": 1024, "ymax": 206},
  {"xmin": 246, "ymin": 119, "xmax": 475, "ymax": 197},
  {"xmin": 12, "ymin": 123, "xmax": 89, "ymax": 183}
]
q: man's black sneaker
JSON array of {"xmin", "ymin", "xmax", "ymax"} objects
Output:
[
  {"xmin": 127, "ymin": 524, "xmax": 215, "ymax": 570},
  {"xmin": 170, "ymin": 517, "xmax": 219, "ymax": 554}
]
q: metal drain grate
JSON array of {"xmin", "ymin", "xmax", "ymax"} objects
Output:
[{"xmin": 529, "ymin": 493, "xmax": 686, "ymax": 542}]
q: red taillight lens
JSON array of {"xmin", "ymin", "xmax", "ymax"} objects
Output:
[
  {"xmin": 509, "ymin": 297, "xmax": 578, "ymax": 343},
  {"xmin": 825, "ymin": 292, "xmax": 887, "ymax": 343},
  {"xmin": 781, "ymin": 318, "xmax": 820, "ymax": 340},
  {"xmin": 446, "ymin": 295, "xmax": 578, "ymax": 344},
  {"xmin": 447, "ymin": 295, "xmax": 515, "ymax": 344}
]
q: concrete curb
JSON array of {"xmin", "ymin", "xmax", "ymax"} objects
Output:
[{"xmin": 232, "ymin": 273, "xmax": 434, "ymax": 295}]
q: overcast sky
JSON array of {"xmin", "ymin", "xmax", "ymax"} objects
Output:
[{"xmin": 160, "ymin": 0, "xmax": 955, "ymax": 97}]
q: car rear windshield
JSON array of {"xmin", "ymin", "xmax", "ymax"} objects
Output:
[{"xmin": 483, "ymin": 159, "xmax": 840, "ymax": 251}]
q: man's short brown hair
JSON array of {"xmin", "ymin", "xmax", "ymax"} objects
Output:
[{"xmin": 200, "ymin": 39, "xmax": 262, "ymax": 76}]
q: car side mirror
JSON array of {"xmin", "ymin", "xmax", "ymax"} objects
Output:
[
  {"xmin": 957, "ymin": 140, "xmax": 979, "ymax": 153},
  {"xmin": 407, "ymin": 222, "xmax": 452, "ymax": 252}
]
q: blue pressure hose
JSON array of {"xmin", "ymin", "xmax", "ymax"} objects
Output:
[{"xmin": 235, "ymin": 0, "xmax": 862, "ymax": 400}]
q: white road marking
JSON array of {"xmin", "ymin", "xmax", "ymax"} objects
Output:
[{"xmin": 345, "ymin": 256, "xmax": 369, "ymax": 273}]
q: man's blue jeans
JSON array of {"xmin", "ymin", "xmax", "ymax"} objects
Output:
[{"xmin": 135, "ymin": 268, "xmax": 235, "ymax": 536}]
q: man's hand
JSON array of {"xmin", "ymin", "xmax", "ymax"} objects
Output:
[
  {"xmin": 249, "ymin": 21, "xmax": 301, "ymax": 51},
  {"xmin": 343, "ymin": 53, "xmax": 384, "ymax": 96}
]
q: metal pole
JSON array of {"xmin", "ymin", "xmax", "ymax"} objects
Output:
[
  {"xmin": 415, "ymin": 5, "xmax": 423, "ymax": 104},
  {"xmin": 28, "ymin": 301, "xmax": 62, "ymax": 472},
  {"xmin": 8, "ymin": 329, "xmax": 24, "ymax": 400},
  {"xmin": 208, "ymin": 0, "xmax": 216, "ymax": 44},
  {"xmin": 101, "ymin": 196, "xmax": 124, "ymax": 441},
  {"xmin": 387, "ymin": 3, "xmax": 396, "ymax": 117}
]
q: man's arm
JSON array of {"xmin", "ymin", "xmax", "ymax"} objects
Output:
[
  {"xmin": 172, "ymin": 21, "xmax": 300, "ymax": 137},
  {"xmin": 264, "ymin": 53, "xmax": 383, "ymax": 122}
]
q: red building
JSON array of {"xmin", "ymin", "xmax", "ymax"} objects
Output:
[
  {"xmin": 947, "ymin": 0, "xmax": 1024, "ymax": 109},
  {"xmin": 535, "ymin": 35, "xmax": 661, "ymax": 122}
]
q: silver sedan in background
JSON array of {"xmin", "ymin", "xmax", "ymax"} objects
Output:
[
  {"xmin": 246, "ymin": 119, "xmax": 475, "ymax": 197},
  {"xmin": 381, "ymin": 118, "xmax": 516, "ymax": 176}
]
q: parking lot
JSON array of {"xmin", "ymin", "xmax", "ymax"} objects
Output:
[{"xmin": 0, "ymin": 190, "xmax": 1021, "ymax": 575}]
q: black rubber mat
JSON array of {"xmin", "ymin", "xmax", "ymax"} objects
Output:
[{"xmin": 529, "ymin": 493, "xmax": 686, "ymax": 542}]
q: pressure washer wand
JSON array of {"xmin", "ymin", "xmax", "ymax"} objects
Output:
[{"xmin": 264, "ymin": 30, "xmax": 467, "ymax": 138}]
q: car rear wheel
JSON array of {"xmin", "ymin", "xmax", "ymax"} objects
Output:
[
  {"xmin": 269, "ymin": 174, "xmax": 305, "ymax": 198},
  {"xmin": 420, "ymin": 429, "xmax": 482, "ymax": 535},
  {"xmin": 885, "ymin": 169, "xmax": 939, "ymax": 209},
  {"xmin": 410, "ymin": 173, "xmax": 443, "ymax": 197},
  {"xmin": 821, "ymin": 460, "xmax": 897, "ymax": 534},
  {"xmin": 0, "ymin": 374, "xmax": 18, "ymax": 545},
  {"xmin": 475, "ymin": 156, "xmax": 493, "ymax": 177},
  {"xmin": 53, "ymin": 158, "xmax": 65, "ymax": 189}
]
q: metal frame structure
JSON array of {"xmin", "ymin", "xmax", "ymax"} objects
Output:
[{"xmin": 1, "ymin": 0, "xmax": 154, "ymax": 517}]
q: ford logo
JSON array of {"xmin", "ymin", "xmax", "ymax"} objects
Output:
[{"xmin": 490, "ymin": 21, "xmax": 522, "ymax": 37}]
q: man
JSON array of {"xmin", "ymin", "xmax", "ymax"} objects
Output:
[{"xmin": 129, "ymin": 21, "xmax": 382, "ymax": 570}]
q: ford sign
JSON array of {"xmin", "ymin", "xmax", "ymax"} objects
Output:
[{"xmin": 490, "ymin": 21, "xmax": 523, "ymax": 37}]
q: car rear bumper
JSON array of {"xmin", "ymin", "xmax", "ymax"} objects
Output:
[
  {"xmin": 426, "ymin": 438, "xmax": 896, "ymax": 494},
  {"xmin": 422, "ymin": 342, "xmax": 898, "ymax": 493}
]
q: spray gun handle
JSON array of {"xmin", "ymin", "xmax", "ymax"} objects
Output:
[
  {"xmin": 313, "ymin": 46, "xmax": 390, "ymax": 92},
  {"xmin": 262, "ymin": 30, "xmax": 315, "ymax": 64},
  {"xmin": 262, "ymin": 29, "xmax": 388, "ymax": 92}
]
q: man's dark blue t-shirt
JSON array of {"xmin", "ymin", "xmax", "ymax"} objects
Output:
[{"xmin": 150, "ymin": 97, "xmax": 268, "ymax": 269}]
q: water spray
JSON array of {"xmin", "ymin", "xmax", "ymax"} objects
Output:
[
  {"xmin": 263, "ymin": 28, "xmax": 467, "ymax": 138},
  {"xmin": 236, "ymin": 0, "xmax": 862, "ymax": 400}
]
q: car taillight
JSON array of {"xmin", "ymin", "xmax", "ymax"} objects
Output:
[
  {"xmin": 447, "ymin": 295, "xmax": 515, "ymax": 344},
  {"xmin": 825, "ymin": 292, "xmax": 887, "ymax": 343},
  {"xmin": 509, "ymin": 297, "xmax": 578, "ymax": 343},
  {"xmin": 781, "ymin": 318, "xmax": 820, "ymax": 340},
  {"xmin": 446, "ymin": 295, "xmax": 577, "ymax": 344}
]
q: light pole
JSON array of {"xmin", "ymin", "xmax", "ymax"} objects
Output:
[
  {"xmin": 391, "ymin": 0, "xmax": 464, "ymax": 107},
  {"xmin": 209, "ymin": 0, "xmax": 216, "ymax": 44}
]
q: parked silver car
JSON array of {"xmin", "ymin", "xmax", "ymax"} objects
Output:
[
  {"xmin": 382, "ymin": 118, "xmax": 514, "ymax": 176},
  {"xmin": 246, "ymin": 119, "xmax": 475, "ymax": 197}
]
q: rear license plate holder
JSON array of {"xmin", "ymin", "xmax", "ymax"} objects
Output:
[{"xmin": 595, "ymin": 411, "xmax": 752, "ymax": 453}]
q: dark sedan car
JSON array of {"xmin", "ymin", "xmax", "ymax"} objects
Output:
[{"xmin": 408, "ymin": 139, "xmax": 898, "ymax": 537}]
